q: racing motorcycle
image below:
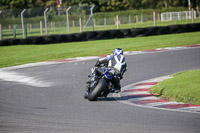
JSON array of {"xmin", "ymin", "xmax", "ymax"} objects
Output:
[{"xmin": 84, "ymin": 66, "xmax": 115, "ymax": 101}]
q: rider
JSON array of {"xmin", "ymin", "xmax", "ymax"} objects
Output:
[{"xmin": 95, "ymin": 48, "xmax": 127, "ymax": 93}]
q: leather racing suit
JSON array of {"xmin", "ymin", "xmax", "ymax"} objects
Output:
[{"xmin": 95, "ymin": 54, "xmax": 127, "ymax": 92}]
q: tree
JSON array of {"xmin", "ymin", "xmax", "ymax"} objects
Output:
[
  {"xmin": 98, "ymin": 0, "xmax": 130, "ymax": 11},
  {"xmin": 0, "ymin": 0, "xmax": 199, "ymax": 11}
]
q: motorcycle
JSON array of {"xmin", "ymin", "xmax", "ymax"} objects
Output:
[{"xmin": 84, "ymin": 66, "xmax": 115, "ymax": 101}]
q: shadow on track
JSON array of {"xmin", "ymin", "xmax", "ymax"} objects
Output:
[{"xmin": 95, "ymin": 94, "xmax": 154, "ymax": 102}]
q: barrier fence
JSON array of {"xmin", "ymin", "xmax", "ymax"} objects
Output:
[
  {"xmin": 0, "ymin": 6, "xmax": 199, "ymax": 40},
  {"xmin": 161, "ymin": 10, "xmax": 197, "ymax": 21}
]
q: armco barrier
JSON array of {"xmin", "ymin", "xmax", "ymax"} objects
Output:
[{"xmin": 0, "ymin": 23, "xmax": 200, "ymax": 46}]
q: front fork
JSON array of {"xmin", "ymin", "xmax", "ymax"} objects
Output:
[{"xmin": 86, "ymin": 74, "xmax": 98, "ymax": 92}]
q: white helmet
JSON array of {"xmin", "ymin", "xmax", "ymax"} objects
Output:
[{"xmin": 113, "ymin": 48, "xmax": 123, "ymax": 55}]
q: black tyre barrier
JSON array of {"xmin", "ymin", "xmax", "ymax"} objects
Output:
[
  {"xmin": 11, "ymin": 39, "xmax": 21, "ymax": 45},
  {"xmin": 157, "ymin": 26, "xmax": 171, "ymax": 35},
  {"xmin": 0, "ymin": 39, "xmax": 11, "ymax": 46},
  {"xmin": 110, "ymin": 30, "xmax": 125, "ymax": 38},
  {"xmin": 131, "ymin": 28, "xmax": 148, "ymax": 37},
  {"xmin": 168, "ymin": 25, "xmax": 184, "ymax": 33},
  {"xmin": 0, "ymin": 38, "xmax": 22, "ymax": 46},
  {"xmin": 67, "ymin": 34, "xmax": 78, "ymax": 42},
  {"xmin": 45, "ymin": 35, "xmax": 59, "ymax": 44},
  {"xmin": 53, "ymin": 35, "xmax": 66, "ymax": 43},
  {"xmin": 0, "ymin": 23, "xmax": 200, "ymax": 46},
  {"xmin": 189, "ymin": 23, "xmax": 200, "ymax": 32},
  {"xmin": 58, "ymin": 35, "xmax": 69, "ymax": 42},
  {"xmin": 96, "ymin": 30, "xmax": 112, "ymax": 40},
  {"xmin": 120, "ymin": 29, "xmax": 132, "ymax": 37},
  {"xmin": 145, "ymin": 27, "xmax": 160, "ymax": 36},
  {"xmin": 83, "ymin": 31, "xmax": 98, "ymax": 41},
  {"xmin": 59, "ymin": 34, "xmax": 73, "ymax": 43},
  {"xmin": 24, "ymin": 36, "xmax": 46, "ymax": 44},
  {"xmin": 182, "ymin": 24, "xmax": 192, "ymax": 32},
  {"xmin": 20, "ymin": 38, "xmax": 32, "ymax": 45},
  {"xmin": 74, "ymin": 33, "xmax": 87, "ymax": 41}
]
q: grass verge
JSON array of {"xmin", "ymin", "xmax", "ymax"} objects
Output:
[
  {"xmin": 0, "ymin": 31, "xmax": 200, "ymax": 68},
  {"xmin": 150, "ymin": 69, "xmax": 200, "ymax": 105}
]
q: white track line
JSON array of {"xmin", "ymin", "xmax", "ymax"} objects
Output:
[
  {"xmin": 121, "ymin": 91, "xmax": 150, "ymax": 95},
  {"xmin": 129, "ymin": 96, "xmax": 159, "ymax": 102},
  {"xmin": 0, "ymin": 70, "xmax": 52, "ymax": 87}
]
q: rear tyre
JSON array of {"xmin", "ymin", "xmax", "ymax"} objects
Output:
[{"xmin": 87, "ymin": 78, "xmax": 107, "ymax": 101}]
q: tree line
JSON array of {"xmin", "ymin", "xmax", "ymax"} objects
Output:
[{"xmin": 0, "ymin": 0, "xmax": 200, "ymax": 12}]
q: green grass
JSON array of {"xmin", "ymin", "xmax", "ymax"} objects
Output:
[
  {"xmin": 150, "ymin": 69, "xmax": 200, "ymax": 105},
  {"xmin": 0, "ymin": 31, "xmax": 200, "ymax": 68}
]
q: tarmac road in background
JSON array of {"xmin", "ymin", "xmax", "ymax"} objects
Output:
[{"xmin": 0, "ymin": 47, "xmax": 200, "ymax": 133}]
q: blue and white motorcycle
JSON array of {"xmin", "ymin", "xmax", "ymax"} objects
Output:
[{"xmin": 84, "ymin": 66, "xmax": 115, "ymax": 101}]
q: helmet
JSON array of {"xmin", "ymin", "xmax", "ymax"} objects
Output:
[{"xmin": 113, "ymin": 48, "xmax": 123, "ymax": 55}]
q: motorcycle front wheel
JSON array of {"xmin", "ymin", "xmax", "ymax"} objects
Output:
[{"xmin": 87, "ymin": 78, "xmax": 107, "ymax": 101}]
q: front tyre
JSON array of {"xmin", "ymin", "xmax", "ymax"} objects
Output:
[
  {"xmin": 84, "ymin": 92, "xmax": 88, "ymax": 99},
  {"xmin": 87, "ymin": 78, "xmax": 107, "ymax": 101}
]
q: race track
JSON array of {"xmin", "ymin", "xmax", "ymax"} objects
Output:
[{"xmin": 0, "ymin": 47, "xmax": 200, "ymax": 133}]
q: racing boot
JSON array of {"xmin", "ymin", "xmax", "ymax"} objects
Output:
[
  {"xmin": 114, "ymin": 88, "xmax": 121, "ymax": 93},
  {"xmin": 113, "ymin": 77, "xmax": 121, "ymax": 93},
  {"xmin": 103, "ymin": 90, "xmax": 110, "ymax": 98}
]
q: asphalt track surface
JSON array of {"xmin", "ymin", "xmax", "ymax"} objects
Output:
[{"xmin": 0, "ymin": 47, "xmax": 200, "ymax": 133}]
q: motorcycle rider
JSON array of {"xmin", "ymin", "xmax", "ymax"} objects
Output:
[{"xmin": 95, "ymin": 48, "xmax": 127, "ymax": 94}]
